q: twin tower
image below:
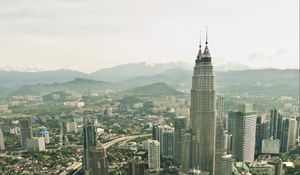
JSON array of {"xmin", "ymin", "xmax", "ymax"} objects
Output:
[{"xmin": 189, "ymin": 33, "xmax": 216, "ymax": 174}]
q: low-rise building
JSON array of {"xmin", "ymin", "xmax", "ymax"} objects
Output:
[{"xmin": 26, "ymin": 137, "xmax": 45, "ymax": 152}]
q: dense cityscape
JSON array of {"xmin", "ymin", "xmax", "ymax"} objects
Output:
[
  {"xmin": 0, "ymin": 35, "xmax": 299, "ymax": 175},
  {"xmin": 0, "ymin": 0, "xmax": 298, "ymax": 175}
]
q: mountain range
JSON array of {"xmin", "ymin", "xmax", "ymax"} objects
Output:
[{"xmin": 0, "ymin": 62, "xmax": 298, "ymax": 98}]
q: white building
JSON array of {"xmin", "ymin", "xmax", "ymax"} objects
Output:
[
  {"xmin": 288, "ymin": 118, "xmax": 297, "ymax": 151},
  {"xmin": 262, "ymin": 139, "xmax": 280, "ymax": 154},
  {"xmin": 38, "ymin": 130, "xmax": 50, "ymax": 144},
  {"xmin": 66, "ymin": 122, "xmax": 77, "ymax": 133},
  {"xmin": 148, "ymin": 140, "xmax": 160, "ymax": 171},
  {"xmin": 232, "ymin": 103, "xmax": 257, "ymax": 162},
  {"xmin": 26, "ymin": 137, "xmax": 45, "ymax": 152}
]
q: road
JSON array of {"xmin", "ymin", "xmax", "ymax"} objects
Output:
[
  {"xmin": 60, "ymin": 161, "xmax": 82, "ymax": 175},
  {"xmin": 59, "ymin": 134, "xmax": 151, "ymax": 175},
  {"xmin": 103, "ymin": 134, "xmax": 151, "ymax": 149}
]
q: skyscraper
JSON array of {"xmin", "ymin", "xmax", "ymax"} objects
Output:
[
  {"xmin": 162, "ymin": 127, "xmax": 174, "ymax": 158},
  {"xmin": 255, "ymin": 115, "xmax": 269, "ymax": 155},
  {"xmin": 190, "ymin": 33, "xmax": 216, "ymax": 174},
  {"xmin": 87, "ymin": 141, "xmax": 108, "ymax": 175},
  {"xmin": 83, "ymin": 117, "xmax": 98, "ymax": 175},
  {"xmin": 270, "ymin": 108, "xmax": 283, "ymax": 139},
  {"xmin": 280, "ymin": 118, "xmax": 297, "ymax": 152},
  {"xmin": 0, "ymin": 129, "xmax": 5, "ymax": 152},
  {"xmin": 174, "ymin": 116, "xmax": 188, "ymax": 166},
  {"xmin": 215, "ymin": 95, "xmax": 231, "ymax": 175},
  {"xmin": 19, "ymin": 118, "xmax": 33, "ymax": 147},
  {"xmin": 128, "ymin": 156, "xmax": 147, "ymax": 175},
  {"xmin": 232, "ymin": 103, "xmax": 257, "ymax": 162},
  {"xmin": 148, "ymin": 139, "xmax": 160, "ymax": 172}
]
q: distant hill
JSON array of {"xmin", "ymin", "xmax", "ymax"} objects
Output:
[
  {"xmin": 121, "ymin": 67, "xmax": 192, "ymax": 88},
  {"xmin": 89, "ymin": 62, "xmax": 191, "ymax": 82},
  {"xmin": 0, "ymin": 63, "xmax": 298, "ymax": 98},
  {"xmin": 12, "ymin": 78, "xmax": 116, "ymax": 96},
  {"xmin": 0, "ymin": 87, "xmax": 11, "ymax": 97},
  {"xmin": 123, "ymin": 68, "xmax": 299, "ymax": 97},
  {"xmin": 128, "ymin": 82, "xmax": 184, "ymax": 97},
  {"xmin": 215, "ymin": 69, "xmax": 299, "ymax": 97},
  {"xmin": 0, "ymin": 69, "xmax": 87, "ymax": 88}
]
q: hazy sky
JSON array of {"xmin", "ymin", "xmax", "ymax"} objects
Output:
[{"xmin": 0, "ymin": 0, "xmax": 298, "ymax": 73}]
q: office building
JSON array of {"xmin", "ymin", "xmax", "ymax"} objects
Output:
[
  {"xmin": 83, "ymin": 117, "xmax": 98, "ymax": 174},
  {"xmin": 267, "ymin": 157, "xmax": 283, "ymax": 175},
  {"xmin": 128, "ymin": 156, "xmax": 147, "ymax": 175},
  {"xmin": 19, "ymin": 118, "xmax": 33, "ymax": 147},
  {"xmin": 232, "ymin": 103, "xmax": 256, "ymax": 162},
  {"xmin": 255, "ymin": 116, "xmax": 269, "ymax": 155},
  {"xmin": 181, "ymin": 132, "xmax": 193, "ymax": 172},
  {"xmin": 270, "ymin": 108, "xmax": 283, "ymax": 139},
  {"xmin": 216, "ymin": 95, "xmax": 225, "ymax": 119},
  {"xmin": 87, "ymin": 141, "xmax": 108, "ymax": 175},
  {"xmin": 26, "ymin": 137, "xmax": 45, "ymax": 152},
  {"xmin": 148, "ymin": 140, "xmax": 160, "ymax": 171},
  {"xmin": 162, "ymin": 127, "xmax": 174, "ymax": 158},
  {"xmin": 190, "ymin": 34, "xmax": 216, "ymax": 174},
  {"xmin": 261, "ymin": 138, "xmax": 280, "ymax": 154},
  {"xmin": 174, "ymin": 116, "xmax": 188, "ymax": 166},
  {"xmin": 0, "ymin": 129, "xmax": 5, "ymax": 152},
  {"xmin": 219, "ymin": 154, "xmax": 233, "ymax": 175},
  {"xmin": 280, "ymin": 118, "xmax": 297, "ymax": 152}
]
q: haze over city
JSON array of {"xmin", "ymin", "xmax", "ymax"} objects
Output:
[
  {"xmin": 0, "ymin": 1, "xmax": 299, "ymax": 175},
  {"xmin": 0, "ymin": 0, "xmax": 298, "ymax": 73}
]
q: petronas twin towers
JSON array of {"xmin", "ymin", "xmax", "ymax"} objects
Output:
[{"xmin": 189, "ymin": 33, "xmax": 216, "ymax": 174}]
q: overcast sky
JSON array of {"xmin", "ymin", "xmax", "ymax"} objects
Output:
[{"xmin": 0, "ymin": 0, "xmax": 298, "ymax": 73}]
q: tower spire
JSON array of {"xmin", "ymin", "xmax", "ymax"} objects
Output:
[
  {"xmin": 205, "ymin": 26, "xmax": 208, "ymax": 45},
  {"xmin": 197, "ymin": 31, "xmax": 202, "ymax": 60},
  {"xmin": 200, "ymin": 31, "xmax": 202, "ymax": 48},
  {"xmin": 203, "ymin": 26, "xmax": 211, "ymax": 58}
]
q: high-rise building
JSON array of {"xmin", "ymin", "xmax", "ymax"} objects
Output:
[
  {"xmin": 26, "ymin": 137, "xmax": 45, "ymax": 152},
  {"xmin": 152, "ymin": 125, "xmax": 174, "ymax": 157},
  {"xmin": 83, "ymin": 117, "xmax": 98, "ymax": 175},
  {"xmin": 270, "ymin": 108, "xmax": 283, "ymax": 139},
  {"xmin": 215, "ymin": 121, "xmax": 227, "ymax": 175},
  {"xmin": 255, "ymin": 116, "xmax": 269, "ymax": 155},
  {"xmin": 162, "ymin": 127, "xmax": 174, "ymax": 158},
  {"xmin": 174, "ymin": 116, "xmax": 188, "ymax": 166},
  {"xmin": 19, "ymin": 118, "xmax": 33, "ymax": 147},
  {"xmin": 152, "ymin": 124, "xmax": 159, "ymax": 141},
  {"xmin": 148, "ymin": 139, "xmax": 160, "ymax": 171},
  {"xmin": 181, "ymin": 132, "xmax": 193, "ymax": 172},
  {"xmin": 87, "ymin": 141, "xmax": 108, "ymax": 175},
  {"xmin": 0, "ymin": 129, "xmax": 5, "ymax": 152},
  {"xmin": 190, "ymin": 34, "xmax": 216, "ymax": 174},
  {"xmin": 267, "ymin": 157, "xmax": 283, "ymax": 175},
  {"xmin": 215, "ymin": 95, "xmax": 233, "ymax": 175},
  {"xmin": 280, "ymin": 118, "xmax": 297, "ymax": 152},
  {"xmin": 227, "ymin": 111, "xmax": 235, "ymax": 135},
  {"xmin": 216, "ymin": 95, "xmax": 225, "ymax": 120},
  {"xmin": 128, "ymin": 156, "xmax": 147, "ymax": 175},
  {"xmin": 232, "ymin": 103, "xmax": 256, "ymax": 162},
  {"xmin": 219, "ymin": 154, "xmax": 233, "ymax": 175}
]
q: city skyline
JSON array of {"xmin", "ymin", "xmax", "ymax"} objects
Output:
[{"xmin": 0, "ymin": 0, "xmax": 298, "ymax": 73}]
